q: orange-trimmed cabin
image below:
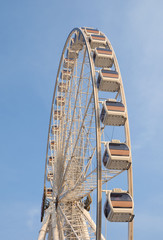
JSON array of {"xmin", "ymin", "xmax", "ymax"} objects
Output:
[
  {"xmin": 100, "ymin": 99, "xmax": 126, "ymax": 126},
  {"xmin": 103, "ymin": 140, "xmax": 131, "ymax": 170},
  {"xmin": 104, "ymin": 189, "xmax": 134, "ymax": 222},
  {"xmin": 97, "ymin": 69, "xmax": 120, "ymax": 92}
]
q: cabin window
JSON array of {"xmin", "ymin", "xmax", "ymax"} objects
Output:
[
  {"xmin": 106, "ymin": 101, "xmax": 124, "ymax": 107},
  {"xmin": 103, "ymin": 149, "xmax": 109, "ymax": 165},
  {"xmin": 101, "ymin": 69, "xmax": 118, "ymax": 75},
  {"xmin": 109, "ymin": 143, "xmax": 129, "ymax": 151},
  {"xmin": 111, "ymin": 193, "xmax": 132, "ymax": 201},
  {"xmin": 86, "ymin": 28, "xmax": 99, "ymax": 31},
  {"xmin": 47, "ymin": 189, "xmax": 52, "ymax": 192},
  {"xmin": 91, "ymin": 34, "xmax": 105, "ymax": 39},
  {"xmin": 104, "ymin": 200, "xmax": 111, "ymax": 218},
  {"xmin": 97, "ymin": 75, "xmax": 101, "ymax": 88},
  {"xmin": 96, "ymin": 47, "xmax": 112, "ymax": 53},
  {"xmin": 100, "ymin": 107, "xmax": 105, "ymax": 122}
]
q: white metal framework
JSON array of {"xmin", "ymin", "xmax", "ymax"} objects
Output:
[{"xmin": 38, "ymin": 27, "xmax": 134, "ymax": 240}]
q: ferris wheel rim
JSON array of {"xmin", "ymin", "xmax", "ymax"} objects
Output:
[{"xmin": 43, "ymin": 28, "xmax": 103, "ymax": 238}]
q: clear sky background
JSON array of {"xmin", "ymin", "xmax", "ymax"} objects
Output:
[{"xmin": 0, "ymin": 0, "xmax": 163, "ymax": 239}]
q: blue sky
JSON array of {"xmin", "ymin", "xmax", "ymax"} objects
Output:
[{"xmin": 0, "ymin": 0, "xmax": 163, "ymax": 239}]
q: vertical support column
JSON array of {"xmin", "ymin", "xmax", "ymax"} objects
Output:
[
  {"xmin": 52, "ymin": 209, "xmax": 59, "ymax": 240},
  {"xmin": 38, "ymin": 214, "xmax": 50, "ymax": 240}
]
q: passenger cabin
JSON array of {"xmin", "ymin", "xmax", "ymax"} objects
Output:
[
  {"xmin": 97, "ymin": 69, "xmax": 120, "ymax": 92},
  {"xmin": 51, "ymin": 125, "xmax": 59, "ymax": 135},
  {"xmin": 60, "ymin": 69, "xmax": 71, "ymax": 81},
  {"xmin": 67, "ymin": 49, "xmax": 79, "ymax": 59},
  {"xmin": 48, "ymin": 156, "xmax": 55, "ymax": 166},
  {"xmin": 47, "ymin": 172, "xmax": 53, "ymax": 181},
  {"xmin": 53, "ymin": 110, "xmax": 62, "ymax": 120},
  {"xmin": 50, "ymin": 140, "xmax": 57, "ymax": 150},
  {"xmin": 84, "ymin": 194, "xmax": 92, "ymax": 211},
  {"xmin": 83, "ymin": 27, "xmax": 100, "ymax": 36},
  {"xmin": 93, "ymin": 48, "xmax": 113, "ymax": 68},
  {"xmin": 103, "ymin": 140, "xmax": 131, "ymax": 170},
  {"xmin": 46, "ymin": 188, "xmax": 53, "ymax": 198},
  {"xmin": 70, "ymin": 33, "xmax": 84, "ymax": 51},
  {"xmin": 89, "ymin": 34, "xmax": 106, "ymax": 49},
  {"xmin": 104, "ymin": 189, "xmax": 134, "ymax": 222},
  {"xmin": 55, "ymin": 96, "xmax": 65, "ymax": 106},
  {"xmin": 77, "ymin": 32, "xmax": 84, "ymax": 47},
  {"xmin": 58, "ymin": 82, "xmax": 69, "ymax": 93},
  {"xmin": 100, "ymin": 99, "xmax": 126, "ymax": 126},
  {"xmin": 63, "ymin": 58, "xmax": 75, "ymax": 69}
]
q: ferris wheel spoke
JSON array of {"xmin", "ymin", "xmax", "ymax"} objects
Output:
[
  {"xmin": 59, "ymin": 148, "xmax": 96, "ymax": 202},
  {"xmin": 68, "ymin": 92, "xmax": 94, "ymax": 158},
  {"xmin": 58, "ymin": 92, "xmax": 94, "ymax": 196},
  {"xmin": 62, "ymin": 47, "xmax": 87, "ymax": 159},
  {"xmin": 60, "ymin": 167, "xmax": 124, "ymax": 202}
]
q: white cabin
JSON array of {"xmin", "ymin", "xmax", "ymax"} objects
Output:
[
  {"xmin": 89, "ymin": 34, "xmax": 106, "ymax": 49},
  {"xmin": 93, "ymin": 47, "xmax": 113, "ymax": 68},
  {"xmin": 104, "ymin": 189, "xmax": 134, "ymax": 222},
  {"xmin": 97, "ymin": 69, "xmax": 120, "ymax": 92},
  {"xmin": 47, "ymin": 172, "xmax": 53, "ymax": 181},
  {"xmin": 48, "ymin": 156, "xmax": 55, "ymax": 166},
  {"xmin": 60, "ymin": 69, "xmax": 71, "ymax": 81},
  {"xmin": 58, "ymin": 82, "xmax": 69, "ymax": 93},
  {"xmin": 100, "ymin": 99, "xmax": 126, "ymax": 126},
  {"xmin": 46, "ymin": 188, "xmax": 53, "ymax": 198},
  {"xmin": 55, "ymin": 96, "xmax": 65, "ymax": 106},
  {"xmin": 53, "ymin": 110, "xmax": 62, "ymax": 120},
  {"xmin": 83, "ymin": 27, "xmax": 100, "ymax": 36},
  {"xmin": 63, "ymin": 58, "xmax": 75, "ymax": 69},
  {"xmin": 103, "ymin": 140, "xmax": 131, "ymax": 170},
  {"xmin": 51, "ymin": 125, "xmax": 59, "ymax": 135}
]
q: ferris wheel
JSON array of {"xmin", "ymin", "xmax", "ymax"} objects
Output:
[{"xmin": 38, "ymin": 27, "xmax": 134, "ymax": 240}]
